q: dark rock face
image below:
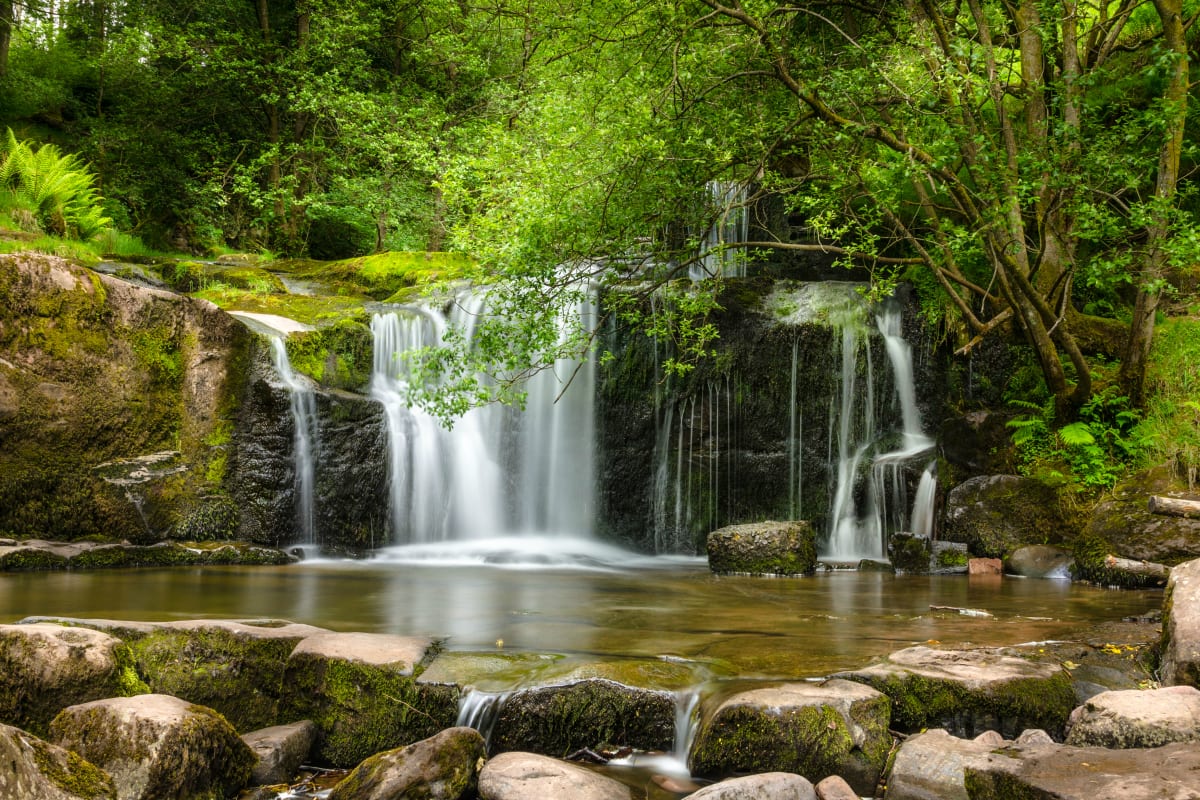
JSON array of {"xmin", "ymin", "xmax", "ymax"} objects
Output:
[
  {"xmin": 942, "ymin": 475, "xmax": 1070, "ymax": 558},
  {"xmin": 707, "ymin": 521, "xmax": 817, "ymax": 575},
  {"xmin": 1086, "ymin": 464, "xmax": 1200, "ymax": 564}
]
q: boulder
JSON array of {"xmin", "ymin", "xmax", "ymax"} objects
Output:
[
  {"xmin": 706, "ymin": 521, "xmax": 817, "ymax": 576},
  {"xmin": 1085, "ymin": 464, "xmax": 1200, "ymax": 564},
  {"xmin": 1162, "ymin": 557, "xmax": 1200, "ymax": 687},
  {"xmin": 836, "ymin": 645, "xmax": 1075, "ymax": 738},
  {"xmin": 1004, "ymin": 544, "xmax": 1073, "ymax": 578},
  {"xmin": 889, "ymin": 534, "xmax": 931, "ymax": 574},
  {"xmin": 278, "ymin": 632, "xmax": 457, "ymax": 767},
  {"xmin": 0, "ymin": 722, "xmax": 117, "ymax": 800},
  {"xmin": 1064, "ymin": 686, "xmax": 1200, "ymax": 748},
  {"xmin": 491, "ymin": 678, "xmax": 674, "ymax": 757},
  {"xmin": 242, "ymin": 720, "xmax": 318, "ymax": 786},
  {"xmin": 327, "ymin": 727, "xmax": 485, "ymax": 800},
  {"xmin": 814, "ymin": 775, "xmax": 859, "ymax": 800},
  {"xmin": 686, "ymin": 772, "xmax": 817, "ymax": 800},
  {"xmin": 967, "ymin": 558, "xmax": 1001, "ymax": 575},
  {"xmin": 942, "ymin": 475, "xmax": 1068, "ymax": 558},
  {"xmin": 689, "ymin": 679, "xmax": 890, "ymax": 796},
  {"xmin": 0, "ymin": 623, "xmax": 147, "ymax": 736},
  {"xmin": 477, "ymin": 752, "xmax": 630, "ymax": 800},
  {"xmin": 128, "ymin": 619, "xmax": 328, "ymax": 732},
  {"xmin": 884, "ymin": 728, "xmax": 1001, "ymax": 800},
  {"xmin": 48, "ymin": 694, "xmax": 254, "ymax": 800},
  {"xmin": 963, "ymin": 741, "xmax": 1200, "ymax": 800}
]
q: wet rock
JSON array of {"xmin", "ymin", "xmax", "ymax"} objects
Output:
[
  {"xmin": 884, "ymin": 728, "xmax": 996, "ymax": 800},
  {"xmin": 327, "ymin": 726, "xmax": 484, "ymax": 800},
  {"xmin": 0, "ymin": 541, "xmax": 296, "ymax": 572},
  {"xmin": 0, "ymin": 722, "xmax": 117, "ymax": 800},
  {"xmin": 1086, "ymin": 464, "xmax": 1200, "ymax": 564},
  {"xmin": 813, "ymin": 774, "xmax": 858, "ymax": 800},
  {"xmin": 963, "ymin": 741, "xmax": 1200, "ymax": 800},
  {"xmin": 491, "ymin": 678, "xmax": 674, "ymax": 757},
  {"xmin": 0, "ymin": 623, "xmax": 147, "ymax": 736},
  {"xmin": 128, "ymin": 619, "xmax": 328, "ymax": 732},
  {"xmin": 706, "ymin": 521, "xmax": 817, "ymax": 576},
  {"xmin": 836, "ymin": 645, "xmax": 1075, "ymax": 738},
  {"xmin": 1162, "ymin": 556, "xmax": 1200, "ymax": 687},
  {"xmin": 49, "ymin": 694, "xmax": 254, "ymax": 800},
  {"xmin": 1064, "ymin": 686, "xmax": 1200, "ymax": 748},
  {"xmin": 687, "ymin": 772, "xmax": 817, "ymax": 800},
  {"xmin": 889, "ymin": 534, "xmax": 931, "ymax": 574},
  {"xmin": 942, "ymin": 475, "xmax": 1068, "ymax": 558},
  {"xmin": 278, "ymin": 632, "xmax": 457, "ymax": 767},
  {"xmin": 478, "ymin": 751, "xmax": 630, "ymax": 800},
  {"xmin": 930, "ymin": 541, "xmax": 969, "ymax": 574},
  {"xmin": 689, "ymin": 679, "xmax": 890, "ymax": 795},
  {"xmin": 1004, "ymin": 544, "xmax": 1073, "ymax": 578},
  {"xmin": 243, "ymin": 720, "xmax": 318, "ymax": 786}
]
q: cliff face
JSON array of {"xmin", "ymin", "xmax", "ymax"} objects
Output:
[{"xmin": 0, "ymin": 253, "xmax": 250, "ymax": 542}]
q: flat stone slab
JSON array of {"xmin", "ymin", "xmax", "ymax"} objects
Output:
[
  {"xmin": 836, "ymin": 645, "xmax": 1075, "ymax": 738},
  {"xmin": 965, "ymin": 741, "xmax": 1200, "ymax": 800},
  {"xmin": 689, "ymin": 679, "xmax": 890, "ymax": 796},
  {"xmin": 688, "ymin": 772, "xmax": 817, "ymax": 800},
  {"xmin": 290, "ymin": 632, "xmax": 434, "ymax": 674},
  {"xmin": 1065, "ymin": 685, "xmax": 1200, "ymax": 748},
  {"xmin": 1162, "ymin": 556, "xmax": 1200, "ymax": 687},
  {"xmin": 478, "ymin": 752, "xmax": 630, "ymax": 800}
]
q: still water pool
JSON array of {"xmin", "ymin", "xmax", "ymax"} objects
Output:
[{"xmin": 0, "ymin": 537, "xmax": 1161, "ymax": 678}]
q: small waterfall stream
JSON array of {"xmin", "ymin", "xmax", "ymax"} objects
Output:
[{"xmin": 268, "ymin": 336, "xmax": 319, "ymax": 546}]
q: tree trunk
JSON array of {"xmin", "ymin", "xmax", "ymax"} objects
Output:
[
  {"xmin": 0, "ymin": 0, "xmax": 13, "ymax": 79},
  {"xmin": 1148, "ymin": 496, "xmax": 1200, "ymax": 519}
]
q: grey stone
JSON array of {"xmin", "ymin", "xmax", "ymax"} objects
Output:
[
  {"xmin": 837, "ymin": 645, "xmax": 1075, "ymax": 738},
  {"xmin": 243, "ymin": 720, "xmax": 318, "ymax": 786},
  {"xmin": 49, "ymin": 694, "xmax": 254, "ymax": 800},
  {"xmin": 0, "ymin": 722, "xmax": 116, "ymax": 800},
  {"xmin": 1014, "ymin": 728, "xmax": 1054, "ymax": 745},
  {"xmin": 478, "ymin": 752, "xmax": 630, "ymax": 800},
  {"xmin": 1004, "ymin": 544, "xmax": 1073, "ymax": 578},
  {"xmin": 327, "ymin": 727, "xmax": 485, "ymax": 800},
  {"xmin": 814, "ymin": 774, "xmax": 859, "ymax": 800},
  {"xmin": 1162, "ymin": 557, "xmax": 1200, "ymax": 687},
  {"xmin": 688, "ymin": 772, "xmax": 817, "ymax": 800},
  {"xmin": 707, "ymin": 520, "xmax": 817, "ymax": 576},
  {"xmin": 1065, "ymin": 686, "xmax": 1200, "ymax": 748},
  {"xmin": 689, "ymin": 679, "xmax": 890, "ymax": 796},
  {"xmin": 884, "ymin": 728, "xmax": 997, "ymax": 800}
]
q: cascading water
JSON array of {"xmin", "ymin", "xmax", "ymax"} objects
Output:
[
  {"xmin": 370, "ymin": 290, "xmax": 596, "ymax": 545},
  {"xmin": 910, "ymin": 462, "xmax": 939, "ymax": 539},
  {"xmin": 268, "ymin": 336, "xmax": 319, "ymax": 545},
  {"xmin": 456, "ymin": 689, "xmax": 508, "ymax": 747},
  {"xmin": 691, "ymin": 180, "xmax": 749, "ymax": 281}
]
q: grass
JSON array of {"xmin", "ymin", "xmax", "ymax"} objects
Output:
[{"xmin": 1136, "ymin": 316, "xmax": 1200, "ymax": 487}]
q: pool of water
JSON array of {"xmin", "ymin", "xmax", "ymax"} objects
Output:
[{"xmin": 0, "ymin": 538, "xmax": 1162, "ymax": 678}]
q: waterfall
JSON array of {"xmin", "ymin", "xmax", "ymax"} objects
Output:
[
  {"xmin": 268, "ymin": 336, "xmax": 319, "ymax": 545},
  {"xmin": 456, "ymin": 689, "xmax": 508, "ymax": 747},
  {"xmin": 370, "ymin": 290, "xmax": 596, "ymax": 544},
  {"xmin": 692, "ymin": 180, "xmax": 749, "ymax": 281},
  {"xmin": 910, "ymin": 462, "xmax": 938, "ymax": 539}
]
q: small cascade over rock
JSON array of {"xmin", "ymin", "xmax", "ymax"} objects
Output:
[
  {"xmin": 268, "ymin": 335, "xmax": 320, "ymax": 546},
  {"xmin": 370, "ymin": 290, "xmax": 597, "ymax": 545}
]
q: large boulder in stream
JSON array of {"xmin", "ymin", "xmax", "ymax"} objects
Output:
[
  {"xmin": 0, "ymin": 722, "xmax": 117, "ymax": 800},
  {"xmin": 49, "ymin": 694, "xmax": 255, "ymax": 800},
  {"xmin": 1162, "ymin": 556, "xmax": 1200, "ymax": 687},
  {"xmin": 0, "ymin": 623, "xmax": 147, "ymax": 736},
  {"xmin": 278, "ymin": 632, "xmax": 458, "ymax": 767},
  {"xmin": 706, "ymin": 520, "xmax": 817, "ymax": 576},
  {"xmin": 327, "ymin": 726, "xmax": 485, "ymax": 800},
  {"xmin": 478, "ymin": 752, "xmax": 630, "ymax": 800},
  {"xmin": 835, "ymin": 645, "xmax": 1076, "ymax": 738},
  {"xmin": 942, "ymin": 475, "xmax": 1070, "ymax": 558},
  {"xmin": 689, "ymin": 679, "xmax": 891, "ymax": 796}
]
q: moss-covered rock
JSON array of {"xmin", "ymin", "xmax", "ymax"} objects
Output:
[
  {"xmin": 327, "ymin": 726, "xmax": 485, "ymax": 800},
  {"xmin": 49, "ymin": 694, "xmax": 255, "ymax": 800},
  {"xmin": 278, "ymin": 633, "xmax": 455, "ymax": 767},
  {"xmin": 689, "ymin": 679, "xmax": 891, "ymax": 796},
  {"xmin": 889, "ymin": 533, "xmax": 932, "ymax": 573},
  {"xmin": 707, "ymin": 521, "xmax": 817, "ymax": 576},
  {"xmin": 836, "ymin": 645, "xmax": 1076, "ymax": 740},
  {"xmin": 942, "ymin": 475, "xmax": 1070, "ymax": 559},
  {"xmin": 1085, "ymin": 464, "xmax": 1200, "ymax": 565},
  {"xmin": 0, "ymin": 721, "xmax": 117, "ymax": 800},
  {"xmin": 128, "ymin": 620, "xmax": 328, "ymax": 732},
  {"xmin": 0, "ymin": 623, "xmax": 148, "ymax": 737}
]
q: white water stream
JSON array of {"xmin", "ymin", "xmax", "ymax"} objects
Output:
[{"xmin": 268, "ymin": 336, "xmax": 319, "ymax": 546}]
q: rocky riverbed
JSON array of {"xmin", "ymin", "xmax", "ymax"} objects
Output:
[{"xmin": 0, "ymin": 557, "xmax": 1197, "ymax": 799}]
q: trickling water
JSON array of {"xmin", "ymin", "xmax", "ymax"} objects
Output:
[
  {"xmin": 692, "ymin": 180, "xmax": 749, "ymax": 281},
  {"xmin": 268, "ymin": 336, "xmax": 319, "ymax": 545},
  {"xmin": 672, "ymin": 687, "xmax": 702, "ymax": 764},
  {"xmin": 370, "ymin": 290, "xmax": 596, "ymax": 544},
  {"xmin": 456, "ymin": 689, "xmax": 509, "ymax": 747},
  {"xmin": 910, "ymin": 461, "xmax": 939, "ymax": 538}
]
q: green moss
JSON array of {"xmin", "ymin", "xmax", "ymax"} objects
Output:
[
  {"xmin": 936, "ymin": 548, "xmax": 969, "ymax": 567},
  {"xmin": 29, "ymin": 737, "xmax": 117, "ymax": 800},
  {"xmin": 0, "ymin": 548, "xmax": 68, "ymax": 571},
  {"xmin": 113, "ymin": 644, "xmax": 151, "ymax": 696},
  {"xmin": 285, "ymin": 318, "xmax": 373, "ymax": 388}
]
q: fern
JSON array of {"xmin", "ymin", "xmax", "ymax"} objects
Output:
[{"xmin": 0, "ymin": 129, "xmax": 112, "ymax": 240}]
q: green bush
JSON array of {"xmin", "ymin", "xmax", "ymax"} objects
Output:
[{"xmin": 306, "ymin": 204, "xmax": 376, "ymax": 260}]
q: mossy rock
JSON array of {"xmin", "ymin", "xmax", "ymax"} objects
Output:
[
  {"xmin": 284, "ymin": 318, "xmax": 373, "ymax": 390},
  {"xmin": 128, "ymin": 620, "xmax": 327, "ymax": 732},
  {"xmin": 490, "ymin": 678, "xmax": 675, "ymax": 758},
  {"xmin": 889, "ymin": 533, "xmax": 932, "ymax": 574},
  {"xmin": 707, "ymin": 520, "xmax": 817, "ymax": 576},
  {"xmin": 689, "ymin": 679, "xmax": 891, "ymax": 796},
  {"xmin": 278, "ymin": 633, "xmax": 456, "ymax": 767},
  {"xmin": 837, "ymin": 645, "xmax": 1076, "ymax": 739},
  {"xmin": 942, "ymin": 475, "xmax": 1071, "ymax": 559},
  {"xmin": 0, "ymin": 721, "xmax": 117, "ymax": 800},
  {"xmin": 327, "ymin": 726, "xmax": 486, "ymax": 800},
  {"xmin": 0, "ymin": 623, "xmax": 149, "ymax": 737}
]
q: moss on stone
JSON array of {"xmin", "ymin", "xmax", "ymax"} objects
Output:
[
  {"xmin": 0, "ymin": 548, "xmax": 68, "ymax": 570},
  {"xmin": 29, "ymin": 736, "xmax": 117, "ymax": 800}
]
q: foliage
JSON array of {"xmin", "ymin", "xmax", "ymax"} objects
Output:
[
  {"xmin": 0, "ymin": 129, "xmax": 110, "ymax": 238},
  {"xmin": 1135, "ymin": 317, "xmax": 1200, "ymax": 486}
]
